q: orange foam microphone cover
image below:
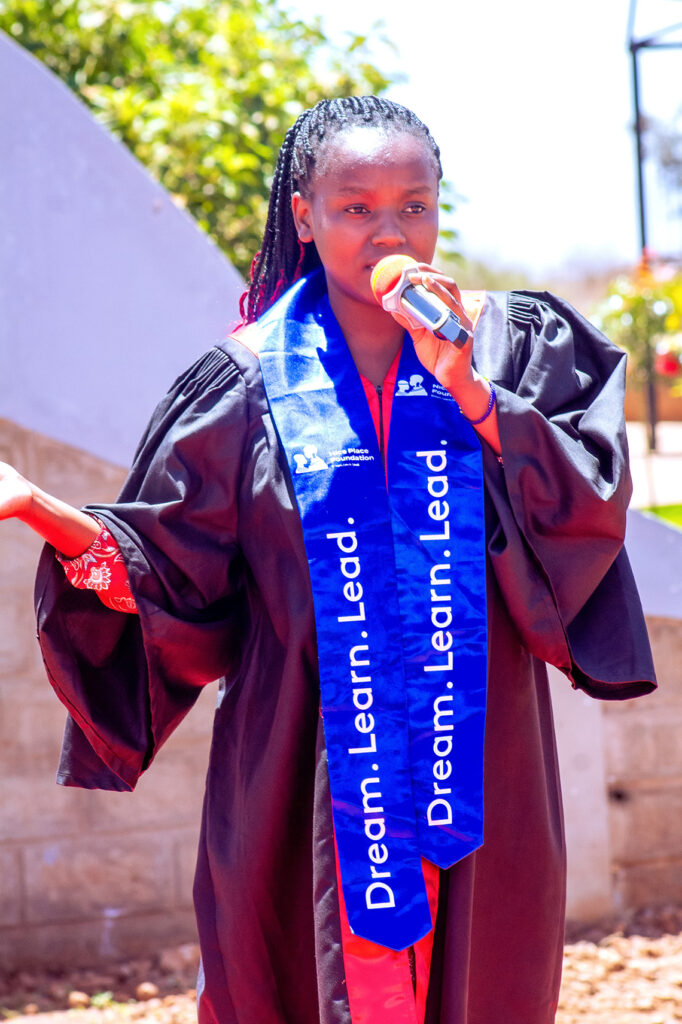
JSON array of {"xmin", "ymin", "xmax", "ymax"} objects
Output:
[{"xmin": 370, "ymin": 254, "xmax": 418, "ymax": 303}]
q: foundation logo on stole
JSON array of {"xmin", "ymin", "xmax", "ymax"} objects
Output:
[
  {"xmin": 395, "ymin": 373, "xmax": 428, "ymax": 396},
  {"xmin": 293, "ymin": 443, "xmax": 376, "ymax": 473},
  {"xmin": 293, "ymin": 444, "xmax": 328, "ymax": 474},
  {"xmin": 395, "ymin": 375, "xmax": 454, "ymax": 402}
]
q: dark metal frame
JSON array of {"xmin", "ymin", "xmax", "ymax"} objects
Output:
[{"xmin": 627, "ymin": 0, "xmax": 682, "ymax": 450}]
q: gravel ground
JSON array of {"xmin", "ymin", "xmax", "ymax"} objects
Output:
[
  {"xmin": 0, "ymin": 944, "xmax": 200, "ymax": 1024},
  {"xmin": 3, "ymin": 909, "xmax": 682, "ymax": 1023},
  {"xmin": 559, "ymin": 932, "xmax": 682, "ymax": 1023}
]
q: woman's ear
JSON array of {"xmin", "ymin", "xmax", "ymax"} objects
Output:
[{"xmin": 292, "ymin": 191, "xmax": 314, "ymax": 243}]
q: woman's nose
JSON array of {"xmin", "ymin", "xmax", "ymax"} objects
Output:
[{"xmin": 372, "ymin": 213, "xmax": 406, "ymax": 247}]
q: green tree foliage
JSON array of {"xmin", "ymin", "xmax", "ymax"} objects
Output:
[{"xmin": 0, "ymin": 0, "xmax": 391, "ymax": 275}]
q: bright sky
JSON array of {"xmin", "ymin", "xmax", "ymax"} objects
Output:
[{"xmin": 287, "ymin": 0, "xmax": 682, "ymax": 278}]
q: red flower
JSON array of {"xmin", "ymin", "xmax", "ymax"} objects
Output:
[{"xmin": 655, "ymin": 351, "xmax": 682, "ymax": 377}]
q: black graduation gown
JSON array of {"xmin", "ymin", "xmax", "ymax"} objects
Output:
[{"xmin": 35, "ymin": 290, "xmax": 656, "ymax": 1024}]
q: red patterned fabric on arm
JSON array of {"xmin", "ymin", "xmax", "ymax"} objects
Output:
[{"xmin": 55, "ymin": 517, "xmax": 138, "ymax": 614}]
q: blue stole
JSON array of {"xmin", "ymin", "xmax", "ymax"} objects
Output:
[{"xmin": 258, "ymin": 272, "xmax": 487, "ymax": 951}]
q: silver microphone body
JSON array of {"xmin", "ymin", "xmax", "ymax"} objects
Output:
[{"xmin": 379, "ymin": 269, "xmax": 470, "ymax": 348}]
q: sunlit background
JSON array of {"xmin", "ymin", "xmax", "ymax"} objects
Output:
[{"xmin": 289, "ymin": 0, "xmax": 682, "ymax": 282}]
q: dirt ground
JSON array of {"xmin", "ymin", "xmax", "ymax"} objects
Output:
[{"xmin": 3, "ymin": 908, "xmax": 682, "ymax": 1023}]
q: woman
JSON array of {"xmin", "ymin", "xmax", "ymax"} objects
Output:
[{"xmin": 1, "ymin": 96, "xmax": 655, "ymax": 1023}]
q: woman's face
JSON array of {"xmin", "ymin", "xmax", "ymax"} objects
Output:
[{"xmin": 291, "ymin": 125, "xmax": 440, "ymax": 323}]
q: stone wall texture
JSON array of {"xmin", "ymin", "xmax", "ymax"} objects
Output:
[
  {"xmin": 603, "ymin": 616, "xmax": 682, "ymax": 913},
  {"xmin": 1, "ymin": 418, "xmax": 680, "ymax": 969},
  {"xmin": 0, "ymin": 419, "xmax": 214, "ymax": 971}
]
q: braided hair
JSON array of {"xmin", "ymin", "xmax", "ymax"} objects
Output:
[{"xmin": 240, "ymin": 95, "xmax": 443, "ymax": 323}]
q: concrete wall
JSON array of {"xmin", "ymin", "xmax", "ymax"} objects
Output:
[
  {"xmin": 553, "ymin": 610, "xmax": 682, "ymax": 926},
  {"xmin": 624, "ymin": 383, "xmax": 682, "ymax": 423},
  {"xmin": 0, "ymin": 34, "xmax": 241, "ymax": 969},
  {"xmin": 603, "ymin": 616, "xmax": 682, "ymax": 914},
  {"xmin": 551, "ymin": 672, "xmax": 613, "ymax": 922},
  {"xmin": 0, "ymin": 30, "xmax": 244, "ymax": 469},
  {"xmin": 0, "ymin": 418, "xmax": 215, "ymax": 971}
]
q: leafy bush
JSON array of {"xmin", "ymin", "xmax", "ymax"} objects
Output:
[
  {"xmin": 0, "ymin": 0, "xmax": 391, "ymax": 275},
  {"xmin": 592, "ymin": 262, "xmax": 682, "ymax": 395}
]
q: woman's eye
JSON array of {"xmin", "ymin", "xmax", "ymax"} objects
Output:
[
  {"xmin": 405, "ymin": 203, "xmax": 426, "ymax": 214},
  {"xmin": 345, "ymin": 205, "xmax": 369, "ymax": 215}
]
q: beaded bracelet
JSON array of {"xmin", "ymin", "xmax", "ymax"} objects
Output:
[{"xmin": 461, "ymin": 380, "xmax": 496, "ymax": 426}]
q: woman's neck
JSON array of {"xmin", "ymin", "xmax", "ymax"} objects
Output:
[{"xmin": 329, "ymin": 292, "xmax": 404, "ymax": 387}]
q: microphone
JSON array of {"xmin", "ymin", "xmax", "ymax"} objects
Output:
[{"xmin": 370, "ymin": 255, "xmax": 470, "ymax": 348}]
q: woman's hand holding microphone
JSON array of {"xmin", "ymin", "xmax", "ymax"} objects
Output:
[{"xmin": 370, "ymin": 256, "xmax": 500, "ymax": 454}]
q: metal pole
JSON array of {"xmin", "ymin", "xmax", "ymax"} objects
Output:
[
  {"xmin": 630, "ymin": 40, "xmax": 658, "ymax": 451},
  {"xmin": 630, "ymin": 43, "xmax": 648, "ymax": 255}
]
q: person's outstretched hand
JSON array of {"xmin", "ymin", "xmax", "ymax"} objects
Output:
[
  {"xmin": 0, "ymin": 462, "xmax": 33, "ymax": 520},
  {"xmin": 0, "ymin": 463, "xmax": 99, "ymax": 555}
]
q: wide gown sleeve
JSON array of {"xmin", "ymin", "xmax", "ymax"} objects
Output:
[
  {"xmin": 35, "ymin": 347, "xmax": 254, "ymax": 791},
  {"xmin": 475, "ymin": 291, "xmax": 656, "ymax": 700}
]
